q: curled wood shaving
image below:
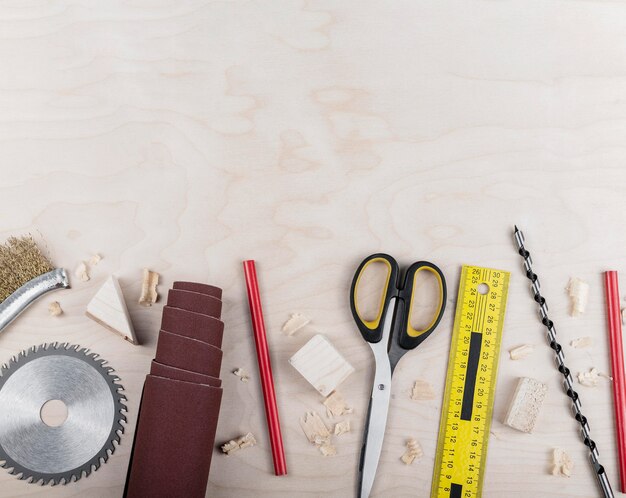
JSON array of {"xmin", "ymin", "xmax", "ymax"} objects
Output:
[
  {"xmin": 48, "ymin": 301, "xmax": 63, "ymax": 316},
  {"xmin": 410, "ymin": 379, "xmax": 436, "ymax": 400},
  {"xmin": 282, "ymin": 313, "xmax": 311, "ymax": 336},
  {"xmin": 570, "ymin": 337, "xmax": 593, "ymax": 349},
  {"xmin": 300, "ymin": 411, "xmax": 336, "ymax": 456},
  {"xmin": 401, "ymin": 438, "xmax": 423, "ymax": 465},
  {"xmin": 552, "ymin": 448, "xmax": 573, "ymax": 477},
  {"xmin": 566, "ymin": 277, "xmax": 589, "ymax": 317},
  {"xmin": 577, "ymin": 368, "xmax": 610, "ymax": 387},
  {"xmin": 138, "ymin": 268, "xmax": 159, "ymax": 306},
  {"xmin": 74, "ymin": 262, "xmax": 90, "ymax": 282},
  {"xmin": 233, "ymin": 368, "xmax": 250, "ymax": 382},
  {"xmin": 324, "ymin": 391, "xmax": 353, "ymax": 418},
  {"xmin": 509, "ymin": 344, "xmax": 534, "ymax": 360},
  {"xmin": 221, "ymin": 433, "xmax": 257, "ymax": 455},
  {"xmin": 334, "ymin": 420, "xmax": 351, "ymax": 436}
]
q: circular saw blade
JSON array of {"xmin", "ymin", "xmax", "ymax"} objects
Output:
[{"xmin": 0, "ymin": 343, "xmax": 126, "ymax": 485}]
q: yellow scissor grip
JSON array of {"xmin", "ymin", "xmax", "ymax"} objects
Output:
[
  {"xmin": 406, "ymin": 266, "xmax": 444, "ymax": 337},
  {"xmin": 353, "ymin": 257, "xmax": 392, "ymax": 330}
]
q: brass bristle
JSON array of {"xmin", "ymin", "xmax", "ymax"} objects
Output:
[{"xmin": 0, "ymin": 236, "xmax": 54, "ymax": 302}]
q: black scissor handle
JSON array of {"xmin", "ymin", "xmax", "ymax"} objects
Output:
[
  {"xmin": 350, "ymin": 253, "xmax": 399, "ymax": 344},
  {"xmin": 396, "ymin": 261, "xmax": 446, "ymax": 350}
]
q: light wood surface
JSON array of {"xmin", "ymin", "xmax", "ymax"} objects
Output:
[{"xmin": 1, "ymin": 1, "xmax": 626, "ymax": 497}]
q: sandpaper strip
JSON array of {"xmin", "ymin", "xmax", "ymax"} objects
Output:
[
  {"xmin": 150, "ymin": 361, "xmax": 222, "ymax": 387},
  {"xmin": 125, "ymin": 375, "xmax": 223, "ymax": 498},
  {"xmin": 167, "ymin": 288, "xmax": 222, "ymax": 318},
  {"xmin": 173, "ymin": 281, "xmax": 222, "ymax": 299},
  {"xmin": 160, "ymin": 306, "xmax": 224, "ymax": 347},
  {"xmin": 155, "ymin": 330, "xmax": 222, "ymax": 378}
]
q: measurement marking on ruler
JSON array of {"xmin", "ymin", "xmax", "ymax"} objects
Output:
[{"xmin": 461, "ymin": 331, "xmax": 482, "ymax": 421}]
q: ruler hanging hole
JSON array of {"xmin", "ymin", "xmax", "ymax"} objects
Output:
[{"xmin": 477, "ymin": 283, "xmax": 489, "ymax": 295}]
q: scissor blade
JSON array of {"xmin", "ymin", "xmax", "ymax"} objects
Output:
[
  {"xmin": 359, "ymin": 368, "xmax": 392, "ymax": 498},
  {"xmin": 358, "ymin": 299, "xmax": 395, "ymax": 498}
]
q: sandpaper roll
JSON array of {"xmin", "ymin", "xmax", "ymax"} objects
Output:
[
  {"xmin": 125, "ymin": 375, "xmax": 222, "ymax": 498},
  {"xmin": 155, "ymin": 330, "xmax": 222, "ymax": 377},
  {"xmin": 160, "ymin": 306, "xmax": 224, "ymax": 347},
  {"xmin": 167, "ymin": 288, "xmax": 222, "ymax": 318},
  {"xmin": 150, "ymin": 360, "xmax": 222, "ymax": 387},
  {"xmin": 173, "ymin": 281, "xmax": 222, "ymax": 299}
]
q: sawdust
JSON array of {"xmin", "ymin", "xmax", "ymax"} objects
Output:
[
  {"xmin": 552, "ymin": 448, "xmax": 573, "ymax": 477},
  {"xmin": 233, "ymin": 368, "xmax": 250, "ymax": 382},
  {"xmin": 282, "ymin": 313, "xmax": 311, "ymax": 336},
  {"xmin": 334, "ymin": 420, "xmax": 350, "ymax": 436},
  {"xmin": 74, "ymin": 262, "xmax": 90, "ymax": 282},
  {"xmin": 323, "ymin": 391, "xmax": 353, "ymax": 418},
  {"xmin": 566, "ymin": 277, "xmax": 589, "ymax": 317},
  {"xmin": 410, "ymin": 379, "xmax": 436, "ymax": 400},
  {"xmin": 48, "ymin": 301, "xmax": 63, "ymax": 317},
  {"xmin": 221, "ymin": 433, "xmax": 256, "ymax": 455},
  {"xmin": 300, "ymin": 411, "xmax": 336, "ymax": 457},
  {"xmin": 509, "ymin": 344, "xmax": 534, "ymax": 360},
  {"xmin": 138, "ymin": 269, "xmax": 159, "ymax": 306},
  {"xmin": 401, "ymin": 438, "xmax": 423, "ymax": 465},
  {"xmin": 577, "ymin": 368, "xmax": 610, "ymax": 387}
]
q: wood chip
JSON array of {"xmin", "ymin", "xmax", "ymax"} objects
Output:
[
  {"xmin": 509, "ymin": 344, "xmax": 534, "ymax": 360},
  {"xmin": 138, "ymin": 268, "xmax": 159, "ymax": 306},
  {"xmin": 89, "ymin": 254, "xmax": 102, "ymax": 265},
  {"xmin": 233, "ymin": 368, "xmax": 250, "ymax": 382},
  {"xmin": 552, "ymin": 448, "xmax": 573, "ymax": 477},
  {"xmin": 74, "ymin": 261, "xmax": 90, "ymax": 282},
  {"xmin": 282, "ymin": 313, "xmax": 311, "ymax": 336},
  {"xmin": 220, "ymin": 433, "xmax": 257, "ymax": 455},
  {"xmin": 400, "ymin": 438, "xmax": 423, "ymax": 465},
  {"xmin": 503, "ymin": 377, "xmax": 547, "ymax": 433},
  {"xmin": 410, "ymin": 379, "xmax": 436, "ymax": 400},
  {"xmin": 48, "ymin": 301, "xmax": 63, "ymax": 317},
  {"xmin": 319, "ymin": 443, "xmax": 337, "ymax": 456},
  {"xmin": 334, "ymin": 420, "xmax": 351, "ymax": 436},
  {"xmin": 566, "ymin": 277, "xmax": 589, "ymax": 317},
  {"xmin": 324, "ymin": 391, "xmax": 353, "ymax": 418},
  {"xmin": 577, "ymin": 368, "xmax": 609, "ymax": 387},
  {"xmin": 300, "ymin": 411, "xmax": 331, "ymax": 445},
  {"xmin": 570, "ymin": 337, "xmax": 593, "ymax": 349}
]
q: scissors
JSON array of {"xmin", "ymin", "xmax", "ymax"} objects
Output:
[{"xmin": 350, "ymin": 253, "xmax": 447, "ymax": 498}]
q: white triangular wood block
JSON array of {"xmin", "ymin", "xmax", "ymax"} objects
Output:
[{"xmin": 86, "ymin": 276, "xmax": 138, "ymax": 344}]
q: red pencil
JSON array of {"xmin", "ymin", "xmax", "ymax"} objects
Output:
[
  {"xmin": 605, "ymin": 270, "xmax": 626, "ymax": 492},
  {"xmin": 243, "ymin": 260, "xmax": 287, "ymax": 476}
]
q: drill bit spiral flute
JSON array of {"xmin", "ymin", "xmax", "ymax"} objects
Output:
[{"xmin": 514, "ymin": 226, "xmax": 614, "ymax": 498}]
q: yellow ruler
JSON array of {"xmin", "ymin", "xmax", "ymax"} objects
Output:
[{"xmin": 431, "ymin": 265, "xmax": 510, "ymax": 498}]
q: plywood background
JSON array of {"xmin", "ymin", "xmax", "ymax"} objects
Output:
[{"xmin": 1, "ymin": 1, "xmax": 626, "ymax": 496}]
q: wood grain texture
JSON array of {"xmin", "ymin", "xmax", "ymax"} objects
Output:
[{"xmin": 0, "ymin": 1, "xmax": 625, "ymax": 497}]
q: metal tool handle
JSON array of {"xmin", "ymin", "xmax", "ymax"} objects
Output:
[{"xmin": 0, "ymin": 268, "xmax": 70, "ymax": 333}]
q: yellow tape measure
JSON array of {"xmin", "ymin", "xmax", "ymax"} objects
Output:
[{"xmin": 431, "ymin": 265, "xmax": 510, "ymax": 498}]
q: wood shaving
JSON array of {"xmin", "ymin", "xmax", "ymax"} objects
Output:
[
  {"xmin": 74, "ymin": 261, "xmax": 90, "ymax": 282},
  {"xmin": 282, "ymin": 313, "xmax": 311, "ymax": 336},
  {"xmin": 401, "ymin": 438, "xmax": 423, "ymax": 465},
  {"xmin": 138, "ymin": 268, "xmax": 159, "ymax": 306},
  {"xmin": 509, "ymin": 344, "xmax": 534, "ymax": 360},
  {"xmin": 300, "ymin": 411, "xmax": 337, "ymax": 456},
  {"xmin": 233, "ymin": 368, "xmax": 250, "ymax": 382},
  {"xmin": 89, "ymin": 254, "xmax": 102, "ymax": 265},
  {"xmin": 324, "ymin": 391, "xmax": 353, "ymax": 418},
  {"xmin": 577, "ymin": 368, "xmax": 610, "ymax": 387},
  {"xmin": 566, "ymin": 277, "xmax": 589, "ymax": 317},
  {"xmin": 48, "ymin": 301, "xmax": 63, "ymax": 316},
  {"xmin": 552, "ymin": 448, "xmax": 573, "ymax": 477},
  {"xmin": 570, "ymin": 337, "xmax": 593, "ymax": 349},
  {"xmin": 334, "ymin": 420, "xmax": 350, "ymax": 436},
  {"xmin": 503, "ymin": 377, "xmax": 547, "ymax": 433},
  {"xmin": 410, "ymin": 379, "xmax": 436, "ymax": 400},
  {"xmin": 220, "ymin": 432, "xmax": 256, "ymax": 455}
]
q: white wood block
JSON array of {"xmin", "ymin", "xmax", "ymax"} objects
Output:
[
  {"xmin": 504, "ymin": 377, "xmax": 547, "ymax": 433},
  {"xmin": 289, "ymin": 334, "xmax": 354, "ymax": 396},
  {"xmin": 86, "ymin": 276, "xmax": 138, "ymax": 345}
]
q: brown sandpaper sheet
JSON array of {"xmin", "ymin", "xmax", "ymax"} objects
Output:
[
  {"xmin": 150, "ymin": 360, "xmax": 222, "ymax": 387},
  {"xmin": 160, "ymin": 306, "xmax": 224, "ymax": 347},
  {"xmin": 167, "ymin": 288, "xmax": 222, "ymax": 317},
  {"xmin": 155, "ymin": 330, "xmax": 222, "ymax": 378},
  {"xmin": 173, "ymin": 281, "xmax": 222, "ymax": 299},
  {"xmin": 124, "ymin": 375, "xmax": 222, "ymax": 498}
]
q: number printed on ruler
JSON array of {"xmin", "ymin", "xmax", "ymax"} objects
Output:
[{"xmin": 432, "ymin": 266, "xmax": 510, "ymax": 498}]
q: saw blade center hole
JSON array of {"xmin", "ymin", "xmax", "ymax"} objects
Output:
[
  {"xmin": 40, "ymin": 399, "xmax": 68, "ymax": 427},
  {"xmin": 477, "ymin": 283, "xmax": 489, "ymax": 295}
]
